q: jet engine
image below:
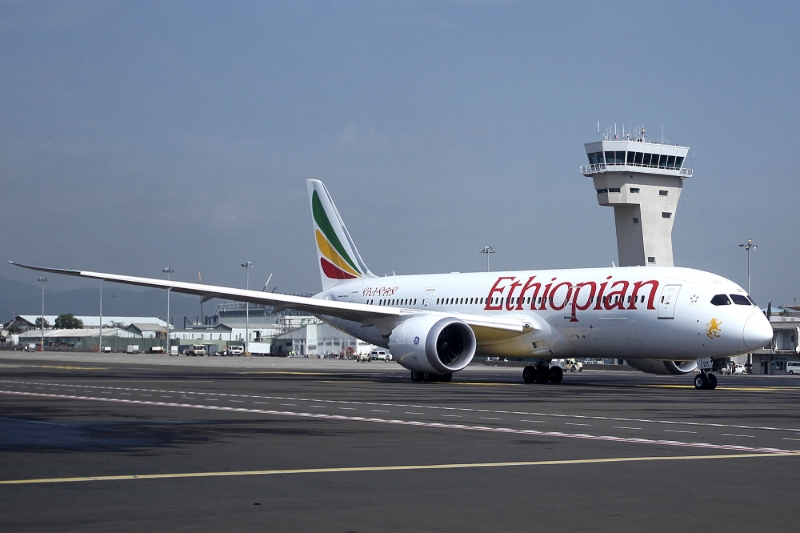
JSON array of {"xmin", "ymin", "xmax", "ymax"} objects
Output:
[
  {"xmin": 388, "ymin": 315, "xmax": 476, "ymax": 375},
  {"xmin": 626, "ymin": 359, "xmax": 698, "ymax": 375}
]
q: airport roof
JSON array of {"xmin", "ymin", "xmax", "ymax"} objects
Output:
[{"xmin": 5, "ymin": 315, "xmax": 167, "ymax": 329}]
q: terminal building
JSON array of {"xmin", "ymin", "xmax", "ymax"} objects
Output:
[{"xmin": 581, "ymin": 127, "xmax": 692, "ymax": 266}]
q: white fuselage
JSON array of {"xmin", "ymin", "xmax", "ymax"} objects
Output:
[{"xmin": 315, "ymin": 266, "xmax": 771, "ymax": 362}]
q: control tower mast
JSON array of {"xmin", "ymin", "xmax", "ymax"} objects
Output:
[{"xmin": 580, "ymin": 127, "xmax": 692, "ymax": 267}]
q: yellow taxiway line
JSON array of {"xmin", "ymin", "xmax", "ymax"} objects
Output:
[{"xmin": 2, "ymin": 452, "xmax": 797, "ymax": 486}]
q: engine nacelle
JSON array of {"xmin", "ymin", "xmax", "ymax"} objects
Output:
[
  {"xmin": 626, "ymin": 358, "xmax": 698, "ymax": 375},
  {"xmin": 388, "ymin": 315, "xmax": 476, "ymax": 374}
]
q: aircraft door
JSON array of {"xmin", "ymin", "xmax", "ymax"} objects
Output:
[
  {"xmin": 657, "ymin": 284, "xmax": 681, "ymax": 319},
  {"xmin": 421, "ymin": 289, "xmax": 435, "ymax": 309}
]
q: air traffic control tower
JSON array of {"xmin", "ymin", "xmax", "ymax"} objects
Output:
[{"xmin": 580, "ymin": 128, "xmax": 692, "ymax": 266}]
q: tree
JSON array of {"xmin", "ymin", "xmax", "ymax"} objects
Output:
[
  {"xmin": 34, "ymin": 317, "xmax": 49, "ymax": 329},
  {"xmin": 54, "ymin": 314, "xmax": 83, "ymax": 329}
]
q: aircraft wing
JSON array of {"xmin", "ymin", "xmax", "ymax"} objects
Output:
[{"xmin": 8, "ymin": 262, "xmax": 535, "ymax": 337}]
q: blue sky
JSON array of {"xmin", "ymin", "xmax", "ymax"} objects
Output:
[{"xmin": 2, "ymin": 1, "xmax": 798, "ymax": 306}]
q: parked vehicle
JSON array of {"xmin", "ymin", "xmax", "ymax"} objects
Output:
[
  {"xmin": 185, "ymin": 344, "xmax": 206, "ymax": 356},
  {"xmin": 149, "ymin": 346, "xmax": 165, "ymax": 354},
  {"xmin": 247, "ymin": 342, "xmax": 271, "ymax": 356},
  {"xmin": 126, "ymin": 344, "xmax": 140, "ymax": 354},
  {"xmin": 787, "ymin": 361, "xmax": 800, "ymax": 375},
  {"xmin": 369, "ymin": 350, "xmax": 391, "ymax": 361},
  {"xmin": 101, "ymin": 346, "xmax": 112, "ymax": 353},
  {"xmin": 357, "ymin": 352, "xmax": 371, "ymax": 362},
  {"xmin": 226, "ymin": 345, "xmax": 244, "ymax": 356},
  {"xmin": 731, "ymin": 363, "xmax": 746, "ymax": 374},
  {"xmin": 23, "ymin": 343, "xmax": 37, "ymax": 352}
]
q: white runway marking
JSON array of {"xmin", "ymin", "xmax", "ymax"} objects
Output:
[{"xmin": 3, "ymin": 389, "xmax": 797, "ymax": 455}]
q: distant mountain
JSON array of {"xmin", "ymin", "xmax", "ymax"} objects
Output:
[{"xmin": 0, "ymin": 276, "xmax": 220, "ymax": 325}]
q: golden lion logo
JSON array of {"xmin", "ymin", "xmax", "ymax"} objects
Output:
[{"xmin": 706, "ymin": 318, "xmax": 722, "ymax": 338}]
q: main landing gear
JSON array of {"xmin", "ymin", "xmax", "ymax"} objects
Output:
[
  {"xmin": 693, "ymin": 370, "xmax": 718, "ymax": 390},
  {"xmin": 409, "ymin": 371, "xmax": 453, "ymax": 383},
  {"xmin": 522, "ymin": 363, "xmax": 563, "ymax": 384}
]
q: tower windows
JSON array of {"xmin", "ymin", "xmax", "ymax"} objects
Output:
[
  {"xmin": 659, "ymin": 190, "xmax": 668, "ymax": 196},
  {"xmin": 648, "ymin": 257, "xmax": 656, "ymax": 263},
  {"xmin": 633, "ymin": 218, "xmax": 639, "ymax": 224},
  {"xmin": 630, "ymin": 188, "xmax": 640, "ymax": 193},
  {"xmin": 662, "ymin": 212, "xmax": 672, "ymax": 218}
]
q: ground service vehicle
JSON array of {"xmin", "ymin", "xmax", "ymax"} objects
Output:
[
  {"xmin": 226, "ymin": 345, "xmax": 244, "ymax": 356},
  {"xmin": 370, "ymin": 350, "xmax": 391, "ymax": 361},
  {"xmin": 787, "ymin": 361, "xmax": 800, "ymax": 375},
  {"xmin": 185, "ymin": 344, "xmax": 206, "ymax": 356},
  {"xmin": 11, "ymin": 180, "xmax": 774, "ymax": 390}
]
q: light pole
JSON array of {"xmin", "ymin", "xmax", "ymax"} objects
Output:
[
  {"xmin": 480, "ymin": 246, "xmax": 495, "ymax": 272},
  {"xmin": 738, "ymin": 239, "xmax": 757, "ymax": 295},
  {"xmin": 99, "ymin": 280, "xmax": 103, "ymax": 354},
  {"xmin": 241, "ymin": 262, "xmax": 253, "ymax": 353},
  {"xmin": 163, "ymin": 268, "xmax": 174, "ymax": 354},
  {"xmin": 38, "ymin": 277, "xmax": 47, "ymax": 351}
]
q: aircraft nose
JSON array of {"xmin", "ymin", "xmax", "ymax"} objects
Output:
[{"xmin": 743, "ymin": 312, "xmax": 773, "ymax": 351}]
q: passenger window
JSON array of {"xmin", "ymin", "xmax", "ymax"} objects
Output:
[
  {"xmin": 730, "ymin": 294, "xmax": 751, "ymax": 305},
  {"xmin": 711, "ymin": 294, "xmax": 731, "ymax": 306}
]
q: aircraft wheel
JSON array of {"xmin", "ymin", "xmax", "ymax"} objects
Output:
[
  {"xmin": 694, "ymin": 373, "xmax": 709, "ymax": 390},
  {"xmin": 549, "ymin": 366, "xmax": 564, "ymax": 384},
  {"xmin": 570, "ymin": 365, "xmax": 576, "ymax": 372},
  {"xmin": 535, "ymin": 366, "xmax": 549, "ymax": 384},
  {"xmin": 422, "ymin": 373, "xmax": 439, "ymax": 383},
  {"xmin": 440, "ymin": 373, "xmax": 453, "ymax": 383},
  {"xmin": 707, "ymin": 372, "xmax": 718, "ymax": 390},
  {"xmin": 410, "ymin": 370, "xmax": 423, "ymax": 382},
  {"xmin": 522, "ymin": 366, "xmax": 536, "ymax": 383}
]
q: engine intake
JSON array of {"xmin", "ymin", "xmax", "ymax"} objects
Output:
[
  {"xmin": 626, "ymin": 358, "xmax": 698, "ymax": 375},
  {"xmin": 389, "ymin": 316, "xmax": 477, "ymax": 374}
]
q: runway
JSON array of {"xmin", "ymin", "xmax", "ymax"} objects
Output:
[{"xmin": 1, "ymin": 353, "xmax": 799, "ymax": 532}]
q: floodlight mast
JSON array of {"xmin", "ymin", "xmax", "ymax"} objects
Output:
[
  {"xmin": 738, "ymin": 239, "xmax": 757, "ymax": 295},
  {"xmin": 163, "ymin": 268, "xmax": 174, "ymax": 353},
  {"xmin": 241, "ymin": 262, "xmax": 253, "ymax": 354},
  {"xmin": 480, "ymin": 246, "xmax": 495, "ymax": 272},
  {"xmin": 38, "ymin": 277, "xmax": 47, "ymax": 351}
]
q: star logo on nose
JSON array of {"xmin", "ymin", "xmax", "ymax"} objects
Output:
[{"xmin": 690, "ymin": 294, "xmax": 699, "ymax": 304}]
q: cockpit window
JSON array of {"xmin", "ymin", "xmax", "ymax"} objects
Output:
[
  {"xmin": 711, "ymin": 294, "xmax": 731, "ymax": 306},
  {"xmin": 730, "ymin": 294, "xmax": 751, "ymax": 306},
  {"xmin": 748, "ymin": 296, "xmax": 758, "ymax": 306}
]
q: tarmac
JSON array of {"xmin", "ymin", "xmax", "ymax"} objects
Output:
[{"xmin": 1, "ymin": 352, "xmax": 799, "ymax": 532}]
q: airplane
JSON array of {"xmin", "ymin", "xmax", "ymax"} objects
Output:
[{"xmin": 10, "ymin": 179, "xmax": 773, "ymax": 390}]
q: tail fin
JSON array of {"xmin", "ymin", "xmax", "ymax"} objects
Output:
[{"xmin": 307, "ymin": 180, "xmax": 374, "ymax": 291}]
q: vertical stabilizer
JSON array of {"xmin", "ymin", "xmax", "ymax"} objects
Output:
[{"xmin": 307, "ymin": 180, "xmax": 374, "ymax": 291}]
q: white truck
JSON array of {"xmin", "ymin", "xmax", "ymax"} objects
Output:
[
  {"xmin": 185, "ymin": 344, "xmax": 206, "ymax": 356},
  {"xmin": 247, "ymin": 342, "xmax": 271, "ymax": 356}
]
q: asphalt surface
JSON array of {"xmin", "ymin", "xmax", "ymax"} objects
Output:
[{"xmin": 1, "ymin": 352, "xmax": 799, "ymax": 532}]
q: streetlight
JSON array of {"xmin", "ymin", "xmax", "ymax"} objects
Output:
[
  {"xmin": 480, "ymin": 246, "xmax": 495, "ymax": 272},
  {"xmin": 241, "ymin": 262, "xmax": 253, "ymax": 353},
  {"xmin": 37, "ymin": 277, "xmax": 47, "ymax": 351},
  {"xmin": 99, "ymin": 279, "xmax": 103, "ymax": 354},
  {"xmin": 738, "ymin": 239, "xmax": 757, "ymax": 295},
  {"xmin": 163, "ymin": 268, "xmax": 174, "ymax": 354}
]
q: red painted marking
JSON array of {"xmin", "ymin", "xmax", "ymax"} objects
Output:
[{"xmin": 320, "ymin": 258, "xmax": 357, "ymax": 280}]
